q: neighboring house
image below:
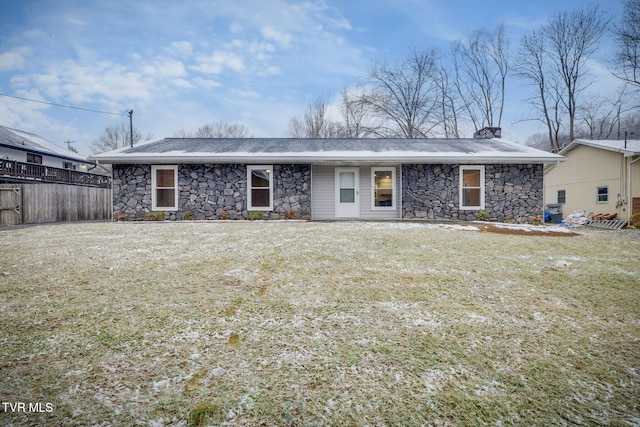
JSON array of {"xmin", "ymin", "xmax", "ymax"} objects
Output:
[
  {"xmin": 0, "ymin": 124, "xmax": 93, "ymax": 171},
  {"xmin": 0, "ymin": 124, "xmax": 109, "ymax": 187},
  {"xmin": 89, "ymin": 127, "xmax": 564, "ymax": 222},
  {"xmin": 544, "ymin": 139, "xmax": 640, "ymax": 221}
]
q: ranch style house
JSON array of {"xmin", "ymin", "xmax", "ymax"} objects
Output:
[{"xmin": 89, "ymin": 127, "xmax": 564, "ymax": 222}]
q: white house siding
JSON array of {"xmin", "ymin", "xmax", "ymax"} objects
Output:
[
  {"xmin": 311, "ymin": 165, "xmax": 401, "ymax": 220},
  {"xmin": 545, "ymin": 145, "xmax": 627, "ymax": 218}
]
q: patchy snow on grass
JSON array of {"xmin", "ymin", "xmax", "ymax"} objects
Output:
[{"xmin": 0, "ymin": 221, "xmax": 638, "ymax": 426}]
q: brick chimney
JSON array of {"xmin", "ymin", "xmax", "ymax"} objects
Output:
[{"xmin": 473, "ymin": 127, "xmax": 501, "ymax": 139}]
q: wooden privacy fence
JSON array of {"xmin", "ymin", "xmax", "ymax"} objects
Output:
[{"xmin": 0, "ymin": 183, "xmax": 111, "ymax": 225}]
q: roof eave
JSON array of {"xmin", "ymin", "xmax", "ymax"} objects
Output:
[
  {"xmin": 1, "ymin": 142, "xmax": 94, "ymax": 164},
  {"xmin": 90, "ymin": 154, "xmax": 564, "ymax": 165}
]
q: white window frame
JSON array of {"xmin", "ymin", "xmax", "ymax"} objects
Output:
[
  {"xmin": 151, "ymin": 165, "xmax": 179, "ymax": 211},
  {"xmin": 247, "ymin": 165, "xmax": 273, "ymax": 211},
  {"xmin": 371, "ymin": 167, "xmax": 396, "ymax": 210},
  {"xmin": 459, "ymin": 165, "xmax": 485, "ymax": 210},
  {"xmin": 596, "ymin": 186, "xmax": 608, "ymax": 203},
  {"xmin": 557, "ymin": 189, "xmax": 566, "ymax": 204}
]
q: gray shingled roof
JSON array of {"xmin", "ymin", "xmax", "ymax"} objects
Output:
[
  {"xmin": 0, "ymin": 125, "xmax": 89, "ymax": 163},
  {"xmin": 90, "ymin": 137, "xmax": 564, "ymax": 164}
]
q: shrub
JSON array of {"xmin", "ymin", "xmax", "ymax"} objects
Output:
[
  {"xmin": 248, "ymin": 210, "xmax": 264, "ymax": 220},
  {"xmin": 114, "ymin": 213, "xmax": 128, "ymax": 222},
  {"xmin": 145, "ymin": 211, "xmax": 165, "ymax": 221},
  {"xmin": 219, "ymin": 210, "xmax": 230, "ymax": 220},
  {"xmin": 182, "ymin": 211, "xmax": 193, "ymax": 220},
  {"xmin": 630, "ymin": 212, "xmax": 640, "ymax": 228},
  {"xmin": 474, "ymin": 210, "xmax": 490, "ymax": 221},
  {"xmin": 285, "ymin": 210, "xmax": 295, "ymax": 220}
]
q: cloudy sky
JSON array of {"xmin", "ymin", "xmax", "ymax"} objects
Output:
[{"xmin": 0, "ymin": 0, "xmax": 625, "ymax": 156}]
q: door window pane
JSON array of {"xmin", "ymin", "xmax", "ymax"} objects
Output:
[
  {"xmin": 340, "ymin": 172, "xmax": 355, "ymax": 188},
  {"xmin": 340, "ymin": 189, "xmax": 355, "ymax": 203}
]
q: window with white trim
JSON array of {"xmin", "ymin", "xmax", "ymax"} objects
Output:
[
  {"xmin": 371, "ymin": 168, "xmax": 395, "ymax": 209},
  {"xmin": 557, "ymin": 189, "xmax": 566, "ymax": 204},
  {"xmin": 459, "ymin": 165, "xmax": 485, "ymax": 210},
  {"xmin": 596, "ymin": 186, "xmax": 608, "ymax": 203},
  {"xmin": 151, "ymin": 165, "xmax": 178, "ymax": 211},
  {"xmin": 247, "ymin": 165, "xmax": 273, "ymax": 210}
]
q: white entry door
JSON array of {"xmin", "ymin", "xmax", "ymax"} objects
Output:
[{"xmin": 335, "ymin": 168, "xmax": 360, "ymax": 218}]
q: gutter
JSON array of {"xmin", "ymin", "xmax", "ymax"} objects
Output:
[{"xmin": 89, "ymin": 154, "xmax": 565, "ymax": 165}]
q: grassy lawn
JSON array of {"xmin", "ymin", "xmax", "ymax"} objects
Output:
[{"xmin": 1, "ymin": 221, "xmax": 639, "ymax": 426}]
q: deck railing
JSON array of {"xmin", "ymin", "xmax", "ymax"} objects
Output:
[{"xmin": 0, "ymin": 160, "xmax": 111, "ymax": 188}]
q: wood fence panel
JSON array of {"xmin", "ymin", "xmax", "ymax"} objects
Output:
[
  {"xmin": 633, "ymin": 197, "xmax": 640, "ymax": 216},
  {"xmin": 0, "ymin": 185, "xmax": 22, "ymax": 225},
  {"xmin": 5, "ymin": 183, "xmax": 112, "ymax": 225}
]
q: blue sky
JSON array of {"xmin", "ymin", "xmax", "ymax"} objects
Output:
[{"xmin": 0, "ymin": 0, "xmax": 625, "ymax": 156}]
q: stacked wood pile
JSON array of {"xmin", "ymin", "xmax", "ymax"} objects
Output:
[{"xmin": 587, "ymin": 213, "xmax": 629, "ymax": 230}]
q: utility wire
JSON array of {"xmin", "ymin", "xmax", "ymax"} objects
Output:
[{"xmin": 0, "ymin": 92, "xmax": 125, "ymax": 116}]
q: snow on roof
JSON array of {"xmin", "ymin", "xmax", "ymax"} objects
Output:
[
  {"xmin": 0, "ymin": 124, "xmax": 90, "ymax": 163},
  {"xmin": 90, "ymin": 137, "xmax": 564, "ymax": 165},
  {"xmin": 563, "ymin": 139, "xmax": 640, "ymax": 156}
]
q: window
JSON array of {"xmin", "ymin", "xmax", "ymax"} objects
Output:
[
  {"xmin": 247, "ymin": 165, "xmax": 273, "ymax": 210},
  {"xmin": 63, "ymin": 162, "xmax": 77, "ymax": 170},
  {"xmin": 27, "ymin": 153, "xmax": 42, "ymax": 164},
  {"xmin": 596, "ymin": 186, "xmax": 608, "ymax": 203},
  {"xmin": 459, "ymin": 166, "xmax": 485, "ymax": 210},
  {"xmin": 557, "ymin": 190, "xmax": 566, "ymax": 204},
  {"xmin": 151, "ymin": 165, "xmax": 178, "ymax": 211},
  {"xmin": 372, "ymin": 168, "xmax": 395, "ymax": 209}
]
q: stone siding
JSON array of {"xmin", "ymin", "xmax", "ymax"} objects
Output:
[
  {"xmin": 112, "ymin": 164, "xmax": 311, "ymax": 220},
  {"xmin": 402, "ymin": 164, "xmax": 543, "ymax": 223}
]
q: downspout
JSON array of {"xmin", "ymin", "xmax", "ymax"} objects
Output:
[{"xmin": 628, "ymin": 155, "xmax": 640, "ymax": 220}]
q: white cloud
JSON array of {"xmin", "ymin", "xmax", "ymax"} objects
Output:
[
  {"xmin": 230, "ymin": 88, "xmax": 260, "ymax": 99},
  {"xmin": 261, "ymin": 26, "xmax": 292, "ymax": 48},
  {"xmin": 164, "ymin": 41, "xmax": 193, "ymax": 57},
  {"xmin": 192, "ymin": 77, "xmax": 221, "ymax": 89},
  {"xmin": 190, "ymin": 50, "xmax": 245, "ymax": 74},
  {"xmin": 0, "ymin": 47, "xmax": 32, "ymax": 72}
]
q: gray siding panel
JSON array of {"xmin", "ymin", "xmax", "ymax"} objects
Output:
[
  {"xmin": 311, "ymin": 165, "xmax": 401, "ymax": 220},
  {"xmin": 311, "ymin": 165, "xmax": 335, "ymax": 219}
]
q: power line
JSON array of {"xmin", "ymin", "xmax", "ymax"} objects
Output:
[{"xmin": 0, "ymin": 92, "xmax": 125, "ymax": 116}]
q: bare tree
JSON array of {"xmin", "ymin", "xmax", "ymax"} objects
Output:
[
  {"xmin": 613, "ymin": 0, "xmax": 640, "ymax": 89},
  {"xmin": 517, "ymin": 6, "xmax": 609, "ymax": 150},
  {"xmin": 339, "ymin": 87, "xmax": 381, "ymax": 138},
  {"xmin": 173, "ymin": 121, "xmax": 252, "ymax": 138},
  {"xmin": 90, "ymin": 122, "xmax": 151, "ymax": 153},
  {"xmin": 435, "ymin": 63, "xmax": 462, "ymax": 138},
  {"xmin": 547, "ymin": 6, "xmax": 609, "ymax": 142},
  {"xmin": 516, "ymin": 28, "xmax": 566, "ymax": 152},
  {"xmin": 452, "ymin": 22, "xmax": 509, "ymax": 131},
  {"xmin": 576, "ymin": 86, "xmax": 638, "ymax": 139},
  {"xmin": 288, "ymin": 97, "xmax": 346, "ymax": 138},
  {"xmin": 196, "ymin": 120, "xmax": 251, "ymax": 138},
  {"xmin": 360, "ymin": 47, "xmax": 441, "ymax": 138}
]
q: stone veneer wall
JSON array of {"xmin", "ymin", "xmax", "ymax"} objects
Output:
[
  {"xmin": 112, "ymin": 164, "xmax": 311, "ymax": 220},
  {"xmin": 402, "ymin": 164, "xmax": 543, "ymax": 223}
]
